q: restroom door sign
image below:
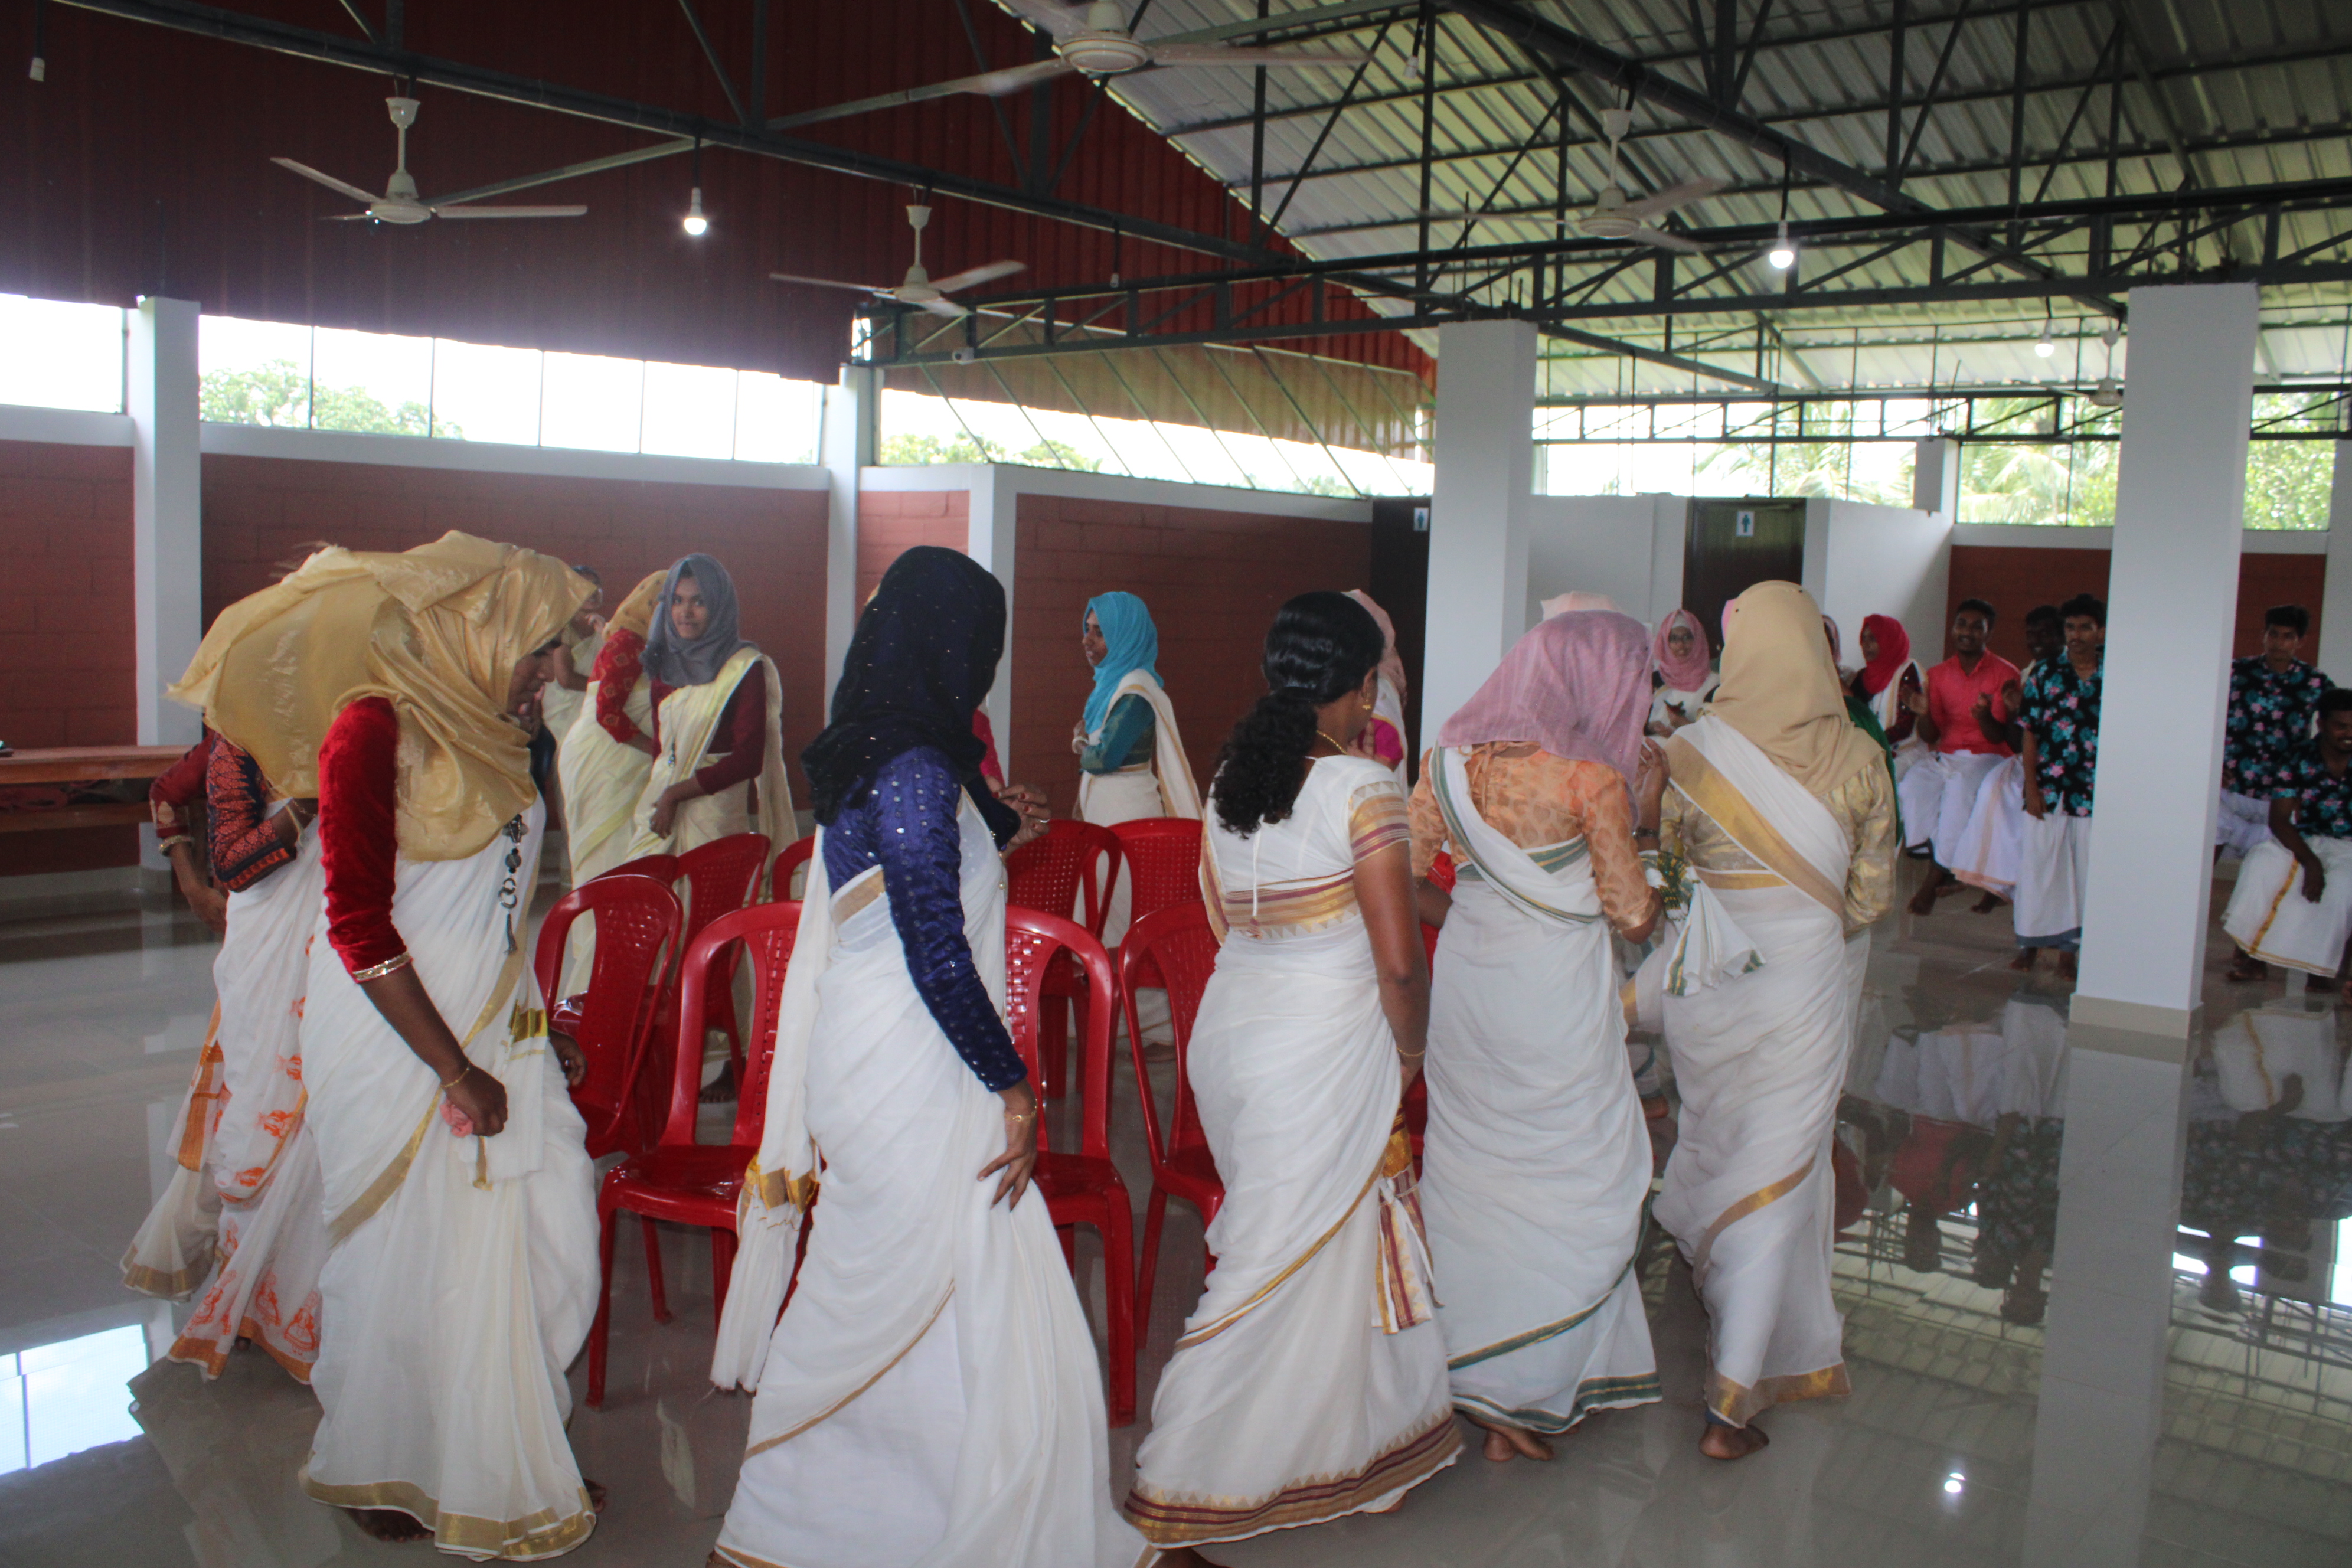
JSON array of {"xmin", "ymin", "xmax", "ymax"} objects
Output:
[{"xmin": 1735, "ymin": 509, "xmax": 1756, "ymax": 537}]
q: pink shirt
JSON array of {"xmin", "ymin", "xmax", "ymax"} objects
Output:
[{"xmin": 1926, "ymin": 651, "xmax": 2020, "ymax": 756}]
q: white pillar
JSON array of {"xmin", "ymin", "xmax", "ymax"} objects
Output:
[
  {"xmin": 2317, "ymin": 440, "xmax": 2352, "ymax": 682},
  {"xmin": 819, "ymin": 365, "xmax": 878, "ymax": 703},
  {"xmin": 1423, "ymin": 320, "xmax": 1536, "ymax": 734},
  {"xmin": 1913, "ymin": 436, "xmax": 1961, "ymax": 517},
  {"xmin": 129, "ymin": 296, "xmax": 202, "ymax": 751},
  {"xmin": 966, "ymin": 468, "xmax": 1018, "ymax": 744},
  {"xmin": 2072, "ymin": 284, "xmax": 2260, "ymax": 1037}
]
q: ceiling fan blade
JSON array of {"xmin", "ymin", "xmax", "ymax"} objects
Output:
[
  {"xmin": 431, "ymin": 204, "xmax": 588, "ymax": 218},
  {"xmin": 1150, "ymin": 44, "xmax": 1369, "ymax": 67},
  {"xmin": 322, "ymin": 213, "xmax": 376, "ymax": 221},
  {"xmin": 1415, "ymin": 208, "xmax": 1497, "ymax": 221},
  {"xmin": 955, "ymin": 58, "xmax": 1079, "ymax": 97},
  {"xmin": 770, "ymin": 272, "xmax": 890, "ymax": 293},
  {"xmin": 1618, "ymin": 177, "xmax": 1727, "ymax": 223},
  {"xmin": 916, "ymin": 298, "xmax": 971, "ymax": 319},
  {"xmin": 1629, "ymin": 226, "xmax": 1707, "ymax": 255},
  {"xmin": 999, "ymin": 0, "xmax": 1091, "ymax": 38},
  {"xmin": 272, "ymin": 157, "xmax": 381, "ymax": 205},
  {"xmin": 928, "ymin": 259, "xmax": 1027, "ymax": 295}
]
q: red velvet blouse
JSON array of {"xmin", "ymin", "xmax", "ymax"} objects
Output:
[
  {"xmin": 649, "ymin": 661, "xmax": 767, "ymax": 796},
  {"xmin": 593, "ymin": 629, "xmax": 649, "ymax": 747},
  {"xmin": 148, "ymin": 733, "xmax": 213, "ymax": 831},
  {"xmin": 317, "ymin": 697, "xmax": 407, "ymax": 978}
]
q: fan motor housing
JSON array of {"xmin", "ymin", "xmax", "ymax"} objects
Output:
[{"xmin": 1061, "ymin": 34, "xmax": 1151, "ymax": 75}]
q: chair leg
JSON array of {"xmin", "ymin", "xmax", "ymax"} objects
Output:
[
  {"xmin": 1099, "ymin": 1203, "xmax": 1136, "ymax": 1428},
  {"xmin": 1134, "ymin": 1185, "xmax": 1169, "ymax": 1351},
  {"xmin": 589, "ymin": 1201, "xmax": 619, "ymax": 1409},
  {"xmin": 712, "ymin": 1227, "xmax": 737, "ymax": 1324},
  {"xmin": 643, "ymin": 1216, "xmax": 672, "ymax": 1324}
]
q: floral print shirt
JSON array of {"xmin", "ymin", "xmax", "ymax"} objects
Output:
[
  {"xmin": 2019, "ymin": 658, "xmax": 2103, "ymax": 817},
  {"xmin": 2224, "ymin": 656, "xmax": 2331, "ymax": 795},
  {"xmin": 2269, "ymin": 741, "xmax": 2352, "ymax": 841}
]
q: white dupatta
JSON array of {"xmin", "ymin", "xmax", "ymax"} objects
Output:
[
  {"xmin": 1094, "ymin": 669, "xmax": 1203, "ymax": 819},
  {"xmin": 625, "ymin": 645, "xmax": 795, "ymax": 864}
]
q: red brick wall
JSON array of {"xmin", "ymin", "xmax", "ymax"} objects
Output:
[
  {"xmin": 1948, "ymin": 543, "xmax": 2325, "ymax": 667},
  {"xmin": 857, "ymin": 489, "xmax": 971, "ymax": 606},
  {"xmin": 201, "ymin": 455, "xmax": 832, "ymax": 798},
  {"xmin": 1010, "ymin": 495, "xmax": 1373, "ymax": 816},
  {"xmin": 0, "ymin": 440, "xmax": 138, "ymax": 876}
]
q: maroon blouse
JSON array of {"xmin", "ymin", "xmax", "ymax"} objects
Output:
[
  {"xmin": 317, "ymin": 697, "xmax": 406, "ymax": 978},
  {"xmin": 649, "ymin": 661, "xmax": 767, "ymax": 796}
]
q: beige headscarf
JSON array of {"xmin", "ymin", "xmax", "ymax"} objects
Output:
[
  {"xmin": 1709, "ymin": 580, "xmax": 1882, "ymax": 798},
  {"xmin": 605, "ymin": 568, "xmax": 669, "ymax": 642},
  {"xmin": 170, "ymin": 531, "xmax": 592, "ymax": 861}
]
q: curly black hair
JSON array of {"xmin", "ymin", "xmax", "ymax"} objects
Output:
[{"xmin": 1211, "ymin": 591, "xmax": 1386, "ymax": 836}]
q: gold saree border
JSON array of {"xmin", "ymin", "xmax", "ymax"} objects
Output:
[
  {"xmin": 1664, "ymin": 738, "xmax": 1845, "ymax": 917},
  {"xmin": 299, "ymin": 1469, "xmax": 594, "ymax": 1559},
  {"xmin": 1689, "ymin": 1159, "xmax": 1814, "ymax": 1282},
  {"xmin": 1454, "ymin": 1371, "xmax": 1662, "ymax": 1435},
  {"xmin": 1176, "ymin": 1168, "xmax": 1381, "ymax": 1350},
  {"xmin": 830, "ymin": 867, "xmax": 884, "ymax": 925},
  {"xmin": 174, "ymin": 1005, "xmax": 226, "ymax": 1170},
  {"xmin": 120, "ymin": 1244, "xmax": 218, "ymax": 1301},
  {"xmin": 1707, "ymin": 1362, "xmax": 1851, "ymax": 1427},
  {"xmin": 1124, "ymin": 1407, "xmax": 1460, "ymax": 1545},
  {"xmin": 747, "ymin": 1154, "xmax": 817, "ymax": 1214},
  {"xmin": 1445, "ymin": 1255, "xmax": 1639, "ymax": 1371},
  {"xmin": 1427, "ymin": 751, "xmax": 1599, "ymax": 926},
  {"xmin": 744, "ymin": 1288, "xmax": 954, "ymax": 1457}
]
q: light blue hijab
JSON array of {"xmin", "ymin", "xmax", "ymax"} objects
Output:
[{"xmin": 1082, "ymin": 592, "xmax": 1162, "ymax": 737}]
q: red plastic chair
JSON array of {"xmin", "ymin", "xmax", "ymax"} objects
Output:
[
  {"xmin": 587, "ymin": 899, "xmax": 799, "ymax": 1408},
  {"xmin": 1109, "ymin": 819, "xmax": 1203, "ymax": 1003},
  {"xmin": 1005, "ymin": 821, "xmax": 1123, "ymax": 1099},
  {"xmin": 770, "ymin": 835, "xmax": 815, "ymax": 903},
  {"xmin": 1004, "ymin": 906, "xmax": 1137, "ymax": 1427},
  {"xmin": 532, "ymin": 873, "xmax": 684, "ymax": 1160},
  {"xmin": 1121, "ymin": 900, "xmax": 1224, "ymax": 1351},
  {"xmin": 670, "ymin": 832, "xmax": 772, "ymax": 1083},
  {"xmin": 605, "ymin": 852, "xmax": 680, "ymax": 886}
]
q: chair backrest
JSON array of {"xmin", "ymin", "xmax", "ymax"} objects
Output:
[
  {"xmin": 770, "ymin": 836, "xmax": 816, "ymax": 903},
  {"xmin": 1004, "ymin": 819, "xmax": 1123, "ymax": 936},
  {"xmin": 1002, "ymin": 907, "xmax": 1118, "ymax": 1160},
  {"xmin": 667, "ymin": 900, "xmax": 801, "ymax": 1149},
  {"xmin": 675, "ymin": 832, "xmax": 772, "ymax": 945},
  {"xmin": 1116, "ymin": 901, "xmax": 1220, "ymax": 1174},
  {"xmin": 531, "ymin": 873, "xmax": 683, "ymax": 1157},
  {"xmin": 1110, "ymin": 818, "xmax": 1204, "ymax": 929},
  {"xmin": 603, "ymin": 852, "xmax": 680, "ymax": 886}
]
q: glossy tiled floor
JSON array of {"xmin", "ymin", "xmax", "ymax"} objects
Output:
[{"xmin": 1, "ymin": 857, "xmax": 2347, "ymax": 1567}]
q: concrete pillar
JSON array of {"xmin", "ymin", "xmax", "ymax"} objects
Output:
[
  {"xmin": 2317, "ymin": 440, "xmax": 2352, "ymax": 682},
  {"xmin": 1913, "ymin": 436, "xmax": 1961, "ymax": 517},
  {"xmin": 1423, "ymin": 320, "xmax": 1537, "ymax": 734},
  {"xmin": 818, "ymin": 365, "xmax": 878, "ymax": 704},
  {"xmin": 129, "ymin": 296, "xmax": 202, "ymax": 751},
  {"xmin": 966, "ymin": 469, "xmax": 1019, "ymax": 745},
  {"xmin": 2073, "ymin": 283, "xmax": 2260, "ymax": 1036}
]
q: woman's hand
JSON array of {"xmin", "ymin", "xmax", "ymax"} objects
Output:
[
  {"xmin": 1902, "ymin": 687, "xmax": 1930, "ymax": 717},
  {"xmin": 2022, "ymin": 780, "xmax": 2049, "ymax": 821},
  {"xmin": 550, "ymin": 1030, "xmax": 589, "ymax": 1087},
  {"xmin": 1069, "ymin": 719, "xmax": 1088, "ymax": 756},
  {"xmin": 999, "ymin": 783, "xmax": 1051, "ymax": 850},
  {"xmin": 1634, "ymin": 738, "xmax": 1669, "ymax": 824},
  {"xmin": 445, "ymin": 1064, "xmax": 509, "ymax": 1138},
  {"xmin": 182, "ymin": 876, "xmax": 228, "ymax": 935},
  {"xmin": 649, "ymin": 781, "xmax": 697, "ymax": 838},
  {"xmin": 979, "ymin": 1080, "xmax": 1039, "ymax": 1208}
]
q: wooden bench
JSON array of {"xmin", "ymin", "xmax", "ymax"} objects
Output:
[{"xmin": 0, "ymin": 746, "xmax": 190, "ymax": 835}]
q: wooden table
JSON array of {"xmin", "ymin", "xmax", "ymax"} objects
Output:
[{"xmin": 0, "ymin": 744, "xmax": 190, "ymax": 835}]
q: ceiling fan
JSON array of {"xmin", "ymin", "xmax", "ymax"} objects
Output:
[
  {"xmin": 770, "ymin": 204, "xmax": 1024, "ymax": 319},
  {"xmin": 273, "ymin": 96, "xmax": 588, "ymax": 225},
  {"xmin": 1420, "ymin": 109, "xmax": 1723, "ymax": 254},
  {"xmin": 2086, "ymin": 325, "xmax": 2125, "ymax": 407},
  {"xmin": 921, "ymin": 0, "xmax": 1367, "ymax": 99}
]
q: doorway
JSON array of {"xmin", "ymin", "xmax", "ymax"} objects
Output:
[{"xmin": 1683, "ymin": 499, "xmax": 1806, "ymax": 655}]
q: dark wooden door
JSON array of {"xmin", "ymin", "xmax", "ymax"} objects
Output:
[
  {"xmin": 1682, "ymin": 499, "xmax": 1807, "ymax": 654},
  {"xmin": 1367, "ymin": 497, "xmax": 1430, "ymax": 783}
]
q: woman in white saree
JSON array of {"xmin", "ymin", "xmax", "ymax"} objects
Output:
[
  {"xmin": 1126, "ymin": 592, "xmax": 1455, "ymax": 1560},
  {"xmin": 174, "ymin": 532, "xmax": 603, "ymax": 1556},
  {"xmin": 1654, "ymin": 581, "xmax": 1896, "ymax": 1461},
  {"xmin": 1407, "ymin": 610, "xmax": 1667, "ymax": 1462},
  {"xmin": 556, "ymin": 568, "xmax": 664, "ymax": 888},
  {"xmin": 708, "ymin": 546, "xmax": 1136, "ymax": 1568}
]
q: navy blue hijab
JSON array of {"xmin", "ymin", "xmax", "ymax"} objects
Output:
[{"xmin": 802, "ymin": 547, "xmax": 1020, "ymax": 842}]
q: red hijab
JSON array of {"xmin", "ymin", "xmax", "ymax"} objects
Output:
[{"xmin": 1858, "ymin": 613, "xmax": 1912, "ymax": 696}]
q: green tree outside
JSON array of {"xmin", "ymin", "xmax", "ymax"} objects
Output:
[{"xmin": 200, "ymin": 358, "xmax": 445, "ymax": 438}]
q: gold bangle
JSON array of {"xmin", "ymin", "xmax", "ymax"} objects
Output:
[
  {"xmin": 351, "ymin": 951, "xmax": 413, "ymax": 983},
  {"xmin": 156, "ymin": 834, "xmax": 192, "ymax": 853},
  {"xmin": 440, "ymin": 1061, "xmax": 472, "ymax": 1090},
  {"xmin": 1398, "ymin": 1048, "xmax": 1426, "ymax": 1060}
]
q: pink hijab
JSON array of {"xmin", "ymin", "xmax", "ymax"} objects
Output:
[
  {"xmin": 1345, "ymin": 589, "xmax": 1407, "ymax": 702},
  {"xmin": 1437, "ymin": 610, "xmax": 1651, "ymax": 793},
  {"xmin": 1542, "ymin": 590, "xmax": 1619, "ymax": 618},
  {"xmin": 1652, "ymin": 607, "xmax": 1712, "ymax": 691}
]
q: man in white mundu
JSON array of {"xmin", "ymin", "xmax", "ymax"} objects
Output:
[
  {"xmin": 2011, "ymin": 594, "xmax": 2105, "ymax": 978},
  {"xmin": 2223, "ymin": 690, "xmax": 2352, "ymax": 998},
  {"xmin": 1409, "ymin": 610, "xmax": 1667, "ymax": 1462},
  {"xmin": 1653, "ymin": 582, "xmax": 1897, "ymax": 1460},
  {"xmin": 1942, "ymin": 605, "xmax": 2064, "ymax": 909},
  {"xmin": 174, "ymin": 534, "xmax": 604, "ymax": 1557}
]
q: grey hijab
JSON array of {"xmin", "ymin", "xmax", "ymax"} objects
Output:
[{"xmin": 642, "ymin": 553, "xmax": 754, "ymax": 687}]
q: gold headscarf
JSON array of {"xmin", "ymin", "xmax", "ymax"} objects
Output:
[
  {"xmin": 1709, "ymin": 580, "xmax": 1883, "ymax": 797},
  {"xmin": 606, "ymin": 569, "xmax": 669, "ymax": 642},
  {"xmin": 169, "ymin": 531, "xmax": 592, "ymax": 861}
]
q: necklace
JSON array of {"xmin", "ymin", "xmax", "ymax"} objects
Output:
[{"xmin": 1315, "ymin": 729, "xmax": 1350, "ymax": 754}]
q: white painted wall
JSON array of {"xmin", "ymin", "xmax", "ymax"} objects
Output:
[
  {"xmin": 1815, "ymin": 500, "xmax": 1954, "ymax": 665},
  {"xmin": 1425, "ymin": 321, "xmax": 1537, "ymax": 737},
  {"xmin": 1523, "ymin": 493, "xmax": 1684, "ymax": 628}
]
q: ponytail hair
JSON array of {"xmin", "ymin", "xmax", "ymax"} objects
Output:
[{"xmin": 1213, "ymin": 590, "xmax": 1386, "ymax": 835}]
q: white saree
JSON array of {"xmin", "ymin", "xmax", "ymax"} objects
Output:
[
  {"xmin": 2223, "ymin": 834, "xmax": 2352, "ymax": 976},
  {"xmin": 1420, "ymin": 748, "xmax": 1660, "ymax": 1433},
  {"xmin": 623, "ymin": 646, "xmax": 795, "ymax": 863},
  {"xmin": 1654, "ymin": 717, "xmax": 1867, "ymax": 1428},
  {"xmin": 298, "ymin": 799, "xmax": 601, "ymax": 1561},
  {"xmin": 1125, "ymin": 756, "xmax": 1457, "ymax": 1547},
  {"xmin": 712, "ymin": 796, "xmax": 1145, "ymax": 1568}
]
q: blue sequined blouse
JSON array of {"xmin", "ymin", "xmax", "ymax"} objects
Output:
[{"xmin": 821, "ymin": 746, "xmax": 1027, "ymax": 1092}]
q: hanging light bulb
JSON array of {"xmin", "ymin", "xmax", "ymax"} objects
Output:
[
  {"xmin": 682, "ymin": 187, "xmax": 709, "ymax": 237},
  {"xmin": 1768, "ymin": 220, "xmax": 1796, "ymax": 270},
  {"xmin": 2034, "ymin": 324, "xmax": 2056, "ymax": 358}
]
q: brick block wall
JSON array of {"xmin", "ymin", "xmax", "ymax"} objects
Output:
[
  {"xmin": 1010, "ymin": 495, "xmax": 1373, "ymax": 816},
  {"xmin": 857, "ymin": 489, "xmax": 971, "ymax": 606},
  {"xmin": 0, "ymin": 440, "xmax": 138, "ymax": 876},
  {"xmin": 200, "ymin": 455, "xmax": 832, "ymax": 798},
  {"xmin": 1947, "ymin": 544, "xmax": 2325, "ymax": 667}
]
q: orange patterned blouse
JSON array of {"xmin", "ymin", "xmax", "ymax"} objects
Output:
[{"xmin": 1409, "ymin": 744, "xmax": 1659, "ymax": 938}]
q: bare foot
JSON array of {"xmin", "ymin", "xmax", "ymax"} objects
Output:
[
  {"xmin": 2229, "ymin": 953, "xmax": 2269, "ymax": 983},
  {"xmin": 1907, "ymin": 875, "xmax": 1943, "ymax": 917},
  {"xmin": 1698, "ymin": 1420, "xmax": 1770, "ymax": 1460},
  {"xmin": 1971, "ymin": 891, "xmax": 2005, "ymax": 914},
  {"xmin": 2057, "ymin": 952, "xmax": 2078, "ymax": 982},
  {"xmin": 351, "ymin": 1508, "xmax": 432, "ymax": 1543},
  {"xmin": 1469, "ymin": 1415, "xmax": 1554, "ymax": 1463},
  {"xmin": 700, "ymin": 1063, "xmax": 737, "ymax": 1104},
  {"xmin": 586, "ymin": 1479, "xmax": 608, "ymax": 1514},
  {"xmin": 2007, "ymin": 948, "xmax": 2038, "ymax": 972}
]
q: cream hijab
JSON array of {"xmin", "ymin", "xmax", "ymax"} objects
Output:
[
  {"xmin": 1710, "ymin": 580, "xmax": 1882, "ymax": 798},
  {"xmin": 171, "ymin": 531, "xmax": 592, "ymax": 861},
  {"xmin": 605, "ymin": 568, "xmax": 669, "ymax": 641}
]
